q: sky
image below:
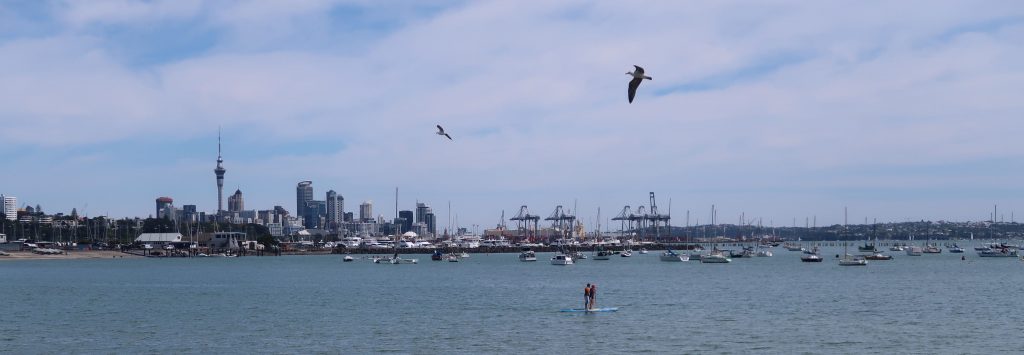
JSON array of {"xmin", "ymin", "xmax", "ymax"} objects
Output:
[{"xmin": 1, "ymin": 0, "xmax": 1023, "ymax": 229}]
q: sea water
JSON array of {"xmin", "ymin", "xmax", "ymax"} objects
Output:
[{"xmin": 2, "ymin": 247, "xmax": 1022, "ymax": 354}]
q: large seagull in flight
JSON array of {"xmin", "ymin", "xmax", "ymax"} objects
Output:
[
  {"xmin": 626, "ymin": 65, "xmax": 652, "ymax": 103},
  {"xmin": 436, "ymin": 125, "xmax": 453, "ymax": 140}
]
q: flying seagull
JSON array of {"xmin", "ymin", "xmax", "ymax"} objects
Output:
[
  {"xmin": 626, "ymin": 65, "xmax": 652, "ymax": 103},
  {"xmin": 436, "ymin": 125, "xmax": 452, "ymax": 140}
]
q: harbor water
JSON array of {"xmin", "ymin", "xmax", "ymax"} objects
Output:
[{"xmin": 2, "ymin": 247, "xmax": 1022, "ymax": 353}]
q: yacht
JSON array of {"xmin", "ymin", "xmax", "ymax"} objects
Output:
[
  {"xmin": 890, "ymin": 244, "xmax": 905, "ymax": 252},
  {"xmin": 800, "ymin": 254, "xmax": 823, "ymax": 262},
  {"xmin": 518, "ymin": 247, "xmax": 537, "ymax": 262},
  {"xmin": 864, "ymin": 252, "xmax": 893, "ymax": 260},
  {"xmin": 593, "ymin": 249, "xmax": 614, "ymax": 260},
  {"xmin": 784, "ymin": 243, "xmax": 805, "ymax": 252},
  {"xmin": 838, "ymin": 255, "xmax": 868, "ymax": 266},
  {"xmin": 456, "ymin": 235, "xmax": 482, "ymax": 249},
  {"xmin": 905, "ymin": 246, "xmax": 923, "ymax": 256},
  {"xmin": 639, "ymin": 248, "xmax": 648, "ymax": 254},
  {"xmin": 756, "ymin": 249, "xmax": 773, "ymax": 257},
  {"xmin": 343, "ymin": 255, "xmax": 354, "ymax": 262},
  {"xmin": 551, "ymin": 253, "xmax": 574, "ymax": 265},
  {"xmin": 700, "ymin": 251, "xmax": 731, "ymax": 263},
  {"xmin": 659, "ymin": 249, "xmax": 688, "ymax": 262},
  {"xmin": 922, "ymin": 244, "xmax": 942, "ymax": 254},
  {"xmin": 620, "ymin": 249, "xmax": 632, "ymax": 257},
  {"xmin": 446, "ymin": 252, "xmax": 460, "ymax": 262},
  {"xmin": 978, "ymin": 248, "xmax": 1018, "ymax": 257},
  {"xmin": 948, "ymin": 245, "xmax": 965, "ymax": 253}
]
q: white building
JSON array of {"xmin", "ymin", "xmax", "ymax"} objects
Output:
[
  {"xmin": 135, "ymin": 233, "xmax": 184, "ymax": 247},
  {"xmin": 2, "ymin": 195, "xmax": 16, "ymax": 221}
]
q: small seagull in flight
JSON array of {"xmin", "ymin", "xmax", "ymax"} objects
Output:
[
  {"xmin": 436, "ymin": 125, "xmax": 453, "ymax": 140},
  {"xmin": 626, "ymin": 65, "xmax": 652, "ymax": 104}
]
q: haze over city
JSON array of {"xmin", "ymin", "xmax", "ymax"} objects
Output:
[{"xmin": 1, "ymin": 1, "xmax": 1023, "ymax": 228}]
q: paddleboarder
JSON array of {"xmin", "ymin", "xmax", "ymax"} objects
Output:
[
  {"xmin": 584, "ymin": 283, "xmax": 591, "ymax": 310},
  {"xmin": 589, "ymin": 283, "xmax": 597, "ymax": 310}
]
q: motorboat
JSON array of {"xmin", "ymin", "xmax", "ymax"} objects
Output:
[
  {"xmin": 343, "ymin": 255, "xmax": 354, "ymax": 262},
  {"xmin": 573, "ymin": 251, "xmax": 588, "ymax": 260},
  {"xmin": 620, "ymin": 249, "xmax": 632, "ymax": 257},
  {"xmin": 948, "ymin": 246, "xmax": 965, "ymax": 253},
  {"xmin": 518, "ymin": 248, "xmax": 537, "ymax": 262},
  {"xmin": 978, "ymin": 248, "xmax": 1018, "ymax": 257},
  {"xmin": 756, "ymin": 249, "xmax": 773, "ymax": 257},
  {"xmin": 800, "ymin": 254, "xmax": 823, "ymax": 262},
  {"xmin": 922, "ymin": 244, "xmax": 942, "ymax": 254},
  {"xmin": 431, "ymin": 249, "xmax": 444, "ymax": 261},
  {"xmin": 659, "ymin": 249, "xmax": 688, "ymax": 262},
  {"xmin": 446, "ymin": 253, "xmax": 460, "ymax": 262},
  {"xmin": 890, "ymin": 244, "xmax": 905, "ymax": 252},
  {"xmin": 551, "ymin": 253, "xmax": 574, "ymax": 265},
  {"xmin": 863, "ymin": 252, "xmax": 892, "ymax": 260},
  {"xmin": 460, "ymin": 251, "xmax": 470, "ymax": 258},
  {"xmin": 639, "ymin": 248, "xmax": 648, "ymax": 254},
  {"xmin": 905, "ymin": 246, "xmax": 923, "ymax": 256}
]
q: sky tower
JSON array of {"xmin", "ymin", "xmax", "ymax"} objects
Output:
[{"xmin": 214, "ymin": 129, "xmax": 226, "ymax": 215}]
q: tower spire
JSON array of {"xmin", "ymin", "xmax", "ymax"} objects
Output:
[{"xmin": 215, "ymin": 127, "xmax": 227, "ymax": 217}]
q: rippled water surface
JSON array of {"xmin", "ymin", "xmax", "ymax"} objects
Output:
[{"xmin": 2, "ymin": 247, "xmax": 1023, "ymax": 354}]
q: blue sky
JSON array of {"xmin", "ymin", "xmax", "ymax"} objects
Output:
[{"xmin": 1, "ymin": 0, "xmax": 1023, "ymax": 228}]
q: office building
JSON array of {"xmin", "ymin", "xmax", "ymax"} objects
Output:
[
  {"xmin": 296, "ymin": 181, "xmax": 313, "ymax": 226},
  {"xmin": 228, "ymin": 189, "xmax": 244, "ymax": 212},
  {"xmin": 398, "ymin": 210, "xmax": 414, "ymax": 233},
  {"xmin": 156, "ymin": 197, "xmax": 173, "ymax": 219},
  {"xmin": 326, "ymin": 190, "xmax": 343, "ymax": 231},
  {"xmin": 1, "ymin": 195, "xmax": 15, "ymax": 221},
  {"xmin": 359, "ymin": 201, "xmax": 373, "ymax": 222}
]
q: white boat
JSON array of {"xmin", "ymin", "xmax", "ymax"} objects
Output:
[
  {"xmin": 551, "ymin": 253, "xmax": 574, "ymax": 265},
  {"xmin": 343, "ymin": 255, "xmax": 354, "ymax": 262},
  {"xmin": 700, "ymin": 252, "xmax": 731, "ymax": 263},
  {"xmin": 756, "ymin": 250, "xmax": 773, "ymax": 257},
  {"xmin": 905, "ymin": 246, "xmax": 923, "ymax": 256},
  {"xmin": 922, "ymin": 244, "xmax": 942, "ymax": 254},
  {"xmin": 460, "ymin": 251, "xmax": 470, "ymax": 258},
  {"xmin": 639, "ymin": 248, "xmax": 648, "ymax": 254},
  {"xmin": 838, "ymin": 255, "xmax": 868, "ymax": 266},
  {"xmin": 620, "ymin": 250, "xmax": 632, "ymax": 257},
  {"xmin": 890, "ymin": 245, "xmax": 905, "ymax": 252},
  {"xmin": 446, "ymin": 253, "xmax": 460, "ymax": 262},
  {"xmin": 518, "ymin": 248, "xmax": 537, "ymax": 262},
  {"xmin": 659, "ymin": 249, "xmax": 688, "ymax": 262},
  {"xmin": 800, "ymin": 254, "xmax": 823, "ymax": 262}
]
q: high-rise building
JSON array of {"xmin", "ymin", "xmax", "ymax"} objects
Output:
[
  {"xmin": 156, "ymin": 197, "xmax": 173, "ymax": 219},
  {"xmin": 326, "ymin": 190, "xmax": 343, "ymax": 231},
  {"xmin": 2, "ymin": 195, "xmax": 16, "ymax": 221},
  {"xmin": 398, "ymin": 210, "xmax": 414, "ymax": 233},
  {"xmin": 304, "ymin": 200, "xmax": 327, "ymax": 229},
  {"xmin": 182, "ymin": 205, "xmax": 198, "ymax": 223},
  {"xmin": 343, "ymin": 212, "xmax": 354, "ymax": 222},
  {"xmin": 416, "ymin": 203, "xmax": 432, "ymax": 224},
  {"xmin": 228, "ymin": 189, "xmax": 244, "ymax": 212},
  {"xmin": 296, "ymin": 181, "xmax": 313, "ymax": 226},
  {"xmin": 425, "ymin": 212, "xmax": 436, "ymax": 235},
  {"xmin": 214, "ymin": 129, "xmax": 226, "ymax": 216},
  {"xmin": 359, "ymin": 201, "xmax": 373, "ymax": 222}
]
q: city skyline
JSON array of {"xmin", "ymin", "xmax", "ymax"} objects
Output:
[{"xmin": 1, "ymin": 1, "xmax": 1023, "ymax": 228}]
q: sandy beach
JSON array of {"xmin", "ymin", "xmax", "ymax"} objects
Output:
[{"xmin": 0, "ymin": 250, "xmax": 143, "ymax": 261}]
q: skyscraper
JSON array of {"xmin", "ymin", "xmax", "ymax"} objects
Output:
[
  {"xmin": 228, "ymin": 189, "xmax": 244, "ymax": 212},
  {"xmin": 398, "ymin": 210, "xmax": 414, "ymax": 233},
  {"xmin": 214, "ymin": 129, "xmax": 226, "ymax": 215},
  {"xmin": 359, "ymin": 201, "xmax": 373, "ymax": 222},
  {"xmin": 296, "ymin": 181, "xmax": 313, "ymax": 227},
  {"xmin": 425, "ymin": 212, "xmax": 436, "ymax": 235},
  {"xmin": 415, "ymin": 203, "xmax": 432, "ymax": 224},
  {"xmin": 156, "ymin": 196, "xmax": 174, "ymax": 219},
  {"xmin": 326, "ymin": 190, "xmax": 343, "ymax": 231},
  {"xmin": 2, "ymin": 195, "xmax": 17, "ymax": 221}
]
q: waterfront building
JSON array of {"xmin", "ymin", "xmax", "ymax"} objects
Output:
[
  {"xmin": 296, "ymin": 181, "xmax": 313, "ymax": 226},
  {"xmin": 156, "ymin": 197, "xmax": 174, "ymax": 219},
  {"xmin": 399, "ymin": 210, "xmax": 414, "ymax": 233},
  {"xmin": 266, "ymin": 222, "xmax": 284, "ymax": 237},
  {"xmin": 359, "ymin": 201, "xmax": 373, "ymax": 222},
  {"xmin": 228, "ymin": 189, "xmax": 244, "ymax": 212},
  {"xmin": 326, "ymin": 190, "xmax": 343, "ymax": 231},
  {"xmin": 2, "ymin": 195, "xmax": 16, "ymax": 221},
  {"xmin": 214, "ymin": 130, "xmax": 226, "ymax": 215}
]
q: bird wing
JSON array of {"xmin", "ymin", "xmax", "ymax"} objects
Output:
[
  {"xmin": 436, "ymin": 125, "xmax": 444, "ymax": 133},
  {"xmin": 444, "ymin": 133, "xmax": 453, "ymax": 140},
  {"xmin": 633, "ymin": 65, "xmax": 644, "ymax": 75},
  {"xmin": 628, "ymin": 77, "xmax": 642, "ymax": 103}
]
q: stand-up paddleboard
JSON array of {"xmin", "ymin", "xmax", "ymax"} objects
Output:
[{"xmin": 560, "ymin": 307, "xmax": 618, "ymax": 312}]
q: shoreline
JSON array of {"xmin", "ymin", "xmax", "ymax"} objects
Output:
[{"xmin": 0, "ymin": 250, "xmax": 143, "ymax": 261}]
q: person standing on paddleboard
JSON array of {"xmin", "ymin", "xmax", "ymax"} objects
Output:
[
  {"xmin": 584, "ymin": 284, "xmax": 591, "ymax": 310},
  {"xmin": 589, "ymin": 283, "xmax": 597, "ymax": 309}
]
